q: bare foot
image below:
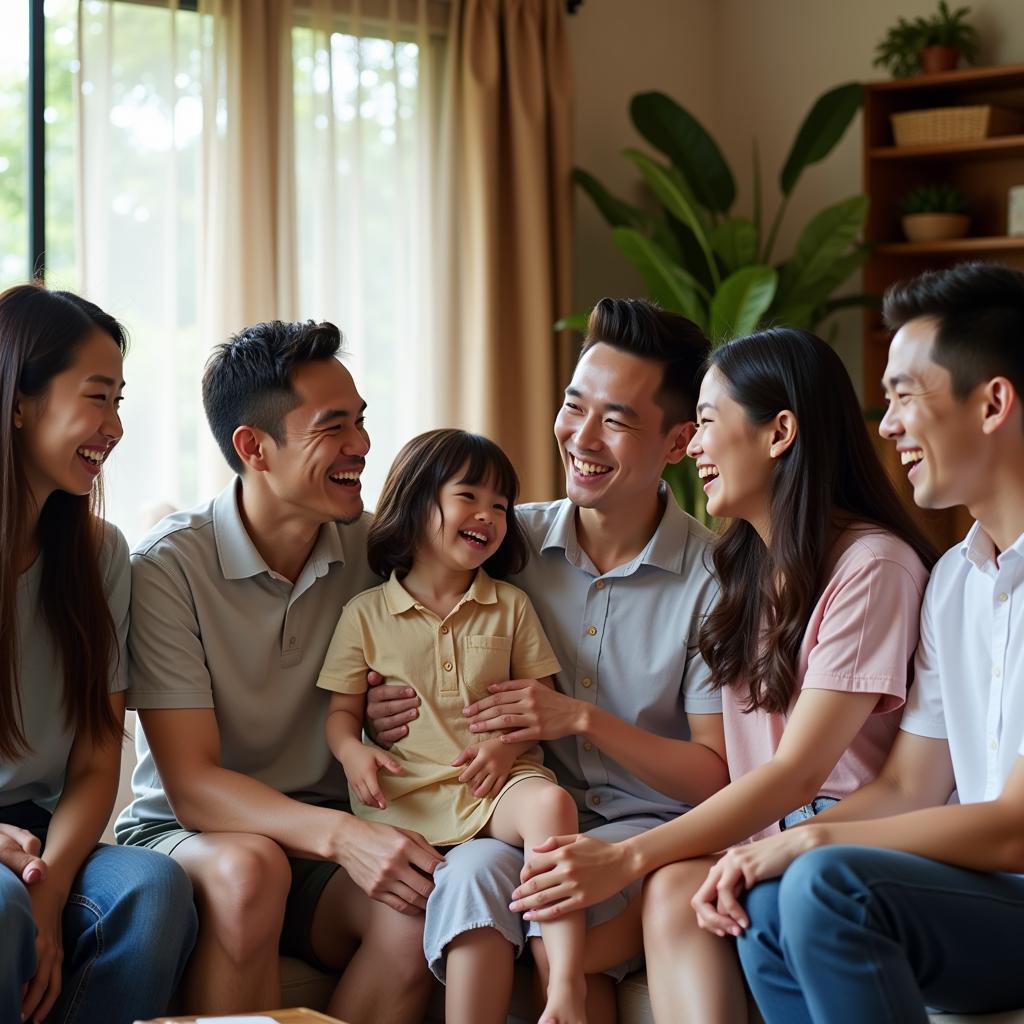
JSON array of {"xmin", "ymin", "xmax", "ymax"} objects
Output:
[{"xmin": 538, "ymin": 975, "xmax": 587, "ymax": 1024}]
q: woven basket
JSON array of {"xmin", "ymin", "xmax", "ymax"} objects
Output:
[{"xmin": 891, "ymin": 105, "xmax": 1024, "ymax": 146}]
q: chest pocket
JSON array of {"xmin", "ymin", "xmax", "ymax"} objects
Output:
[{"xmin": 463, "ymin": 635, "xmax": 512, "ymax": 698}]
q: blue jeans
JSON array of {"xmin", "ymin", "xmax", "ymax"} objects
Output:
[
  {"xmin": 0, "ymin": 843, "xmax": 197, "ymax": 1024},
  {"xmin": 738, "ymin": 845, "xmax": 1024, "ymax": 1023}
]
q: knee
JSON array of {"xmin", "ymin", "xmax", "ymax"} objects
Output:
[
  {"xmin": 531, "ymin": 784, "xmax": 578, "ymax": 832},
  {"xmin": 776, "ymin": 845, "xmax": 870, "ymax": 937},
  {"xmin": 641, "ymin": 861, "xmax": 705, "ymax": 938}
]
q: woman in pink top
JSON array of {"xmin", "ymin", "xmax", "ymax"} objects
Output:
[{"xmin": 507, "ymin": 328, "xmax": 936, "ymax": 1023}]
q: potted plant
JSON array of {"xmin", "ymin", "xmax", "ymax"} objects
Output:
[
  {"xmin": 899, "ymin": 184, "xmax": 970, "ymax": 242},
  {"xmin": 874, "ymin": 1, "xmax": 980, "ymax": 77}
]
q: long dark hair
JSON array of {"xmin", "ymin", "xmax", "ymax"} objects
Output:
[
  {"xmin": 697, "ymin": 328, "xmax": 936, "ymax": 715},
  {"xmin": 0, "ymin": 283, "xmax": 126, "ymax": 759},
  {"xmin": 368, "ymin": 429, "xmax": 529, "ymax": 581}
]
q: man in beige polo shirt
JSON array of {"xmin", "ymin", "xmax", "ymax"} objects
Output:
[{"xmin": 116, "ymin": 320, "xmax": 441, "ymax": 1022}]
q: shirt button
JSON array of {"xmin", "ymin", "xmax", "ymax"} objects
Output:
[
  {"xmin": 583, "ymin": 741, "xmax": 594, "ymax": 752},
  {"xmin": 998, "ymin": 593, "xmax": 1009, "ymax": 602},
  {"xmin": 595, "ymin": 580, "xmax": 605, "ymax": 590},
  {"xmin": 590, "ymin": 794, "xmax": 601, "ymax": 806},
  {"xmin": 288, "ymin": 636, "xmax": 296, "ymax": 647},
  {"xmin": 581, "ymin": 677, "xmax": 593, "ymax": 688},
  {"xmin": 993, "ymin": 665, "xmax": 1002, "ymax": 678},
  {"xmin": 441, "ymin": 625, "xmax": 449, "ymax": 634},
  {"xmin": 443, "ymin": 661, "xmax": 453, "ymax": 672},
  {"xmin": 587, "ymin": 625, "xmax": 597, "ymax": 636},
  {"xmin": 990, "ymin": 738, "xmax": 998, "ymax": 751}
]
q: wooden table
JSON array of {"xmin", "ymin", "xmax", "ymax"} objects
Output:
[{"xmin": 137, "ymin": 1009, "xmax": 346, "ymax": 1024}]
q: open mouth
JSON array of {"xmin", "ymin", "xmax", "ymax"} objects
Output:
[
  {"xmin": 76, "ymin": 446, "xmax": 109, "ymax": 475},
  {"xmin": 900, "ymin": 449, "xmax": 923, "ymax": 478},
  {"xmin": 458, "ymin": 529, "xmax": 490, "ymax": 550},
  {"xmin": 328, "ymin": 469, "xmax": 362, "ymax": 489},
  {"xmin": 697, "ymin": 464, "xmax": 719, "ymax": 490},
  {"xmin": 570, "ymin": 453, "xmax": 612, "ymax": 479}
]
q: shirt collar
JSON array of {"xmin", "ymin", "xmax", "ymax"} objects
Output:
[
  {"xmin": 214, "ymin": 477, "xmax": 347, "ymax": 582},
  {"xmin": 959, "ymin": 520, "xmax": 1024, "ymax": 574},
  {"xmin": 382, "ymin": 568, "xmax": 499, "ymax": 616},
  {"xmin": 538, "ymin": 481, "xmax": 692, "ymax": 577}
]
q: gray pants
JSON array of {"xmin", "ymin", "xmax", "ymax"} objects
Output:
[{"xmin": 424, "ymin": 816, "xmax": 661, "ymax": 982}]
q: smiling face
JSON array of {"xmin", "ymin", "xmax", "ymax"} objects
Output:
[
  {"xmin": 553, "ymin": 342, "xmax": 690, "ymax": 514},
  {"xmin": 686, "ymin": 365, "xmax": 776, "ymax": 529},
  {"xmin": 879, "ymin": 316, "xmax": 984, "ymax": 511},
  {"xmin": 255, "ymin": 357, "xmax": 370, "ymax": 525},
  {"xmin": 416, "ymin": 465, "xmax": 509, "ymax": 575},
  {"xmin": 16, "ymin": 326, "xmax": 124, "ymax": 510}
]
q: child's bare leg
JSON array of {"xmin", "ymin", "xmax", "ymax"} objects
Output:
[
  {"xmin": 482, "ymin": 778, "xmax": 586, "ymax": 1024},
  {"xmin": 445, "ymin": 926, "xmax": 516, "ymax": 1024},
  {"xmin": 533, "ymin": 936, "xmax": 619, "ymax": 1024}
]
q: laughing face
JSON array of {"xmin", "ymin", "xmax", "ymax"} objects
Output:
[
  {"xmin": 16, "ymin": 326, "xmax": 124, "ymax": 509},
  {"xmin": 553, "ymin": 342, "xmax": 690, "ymax": 514},
  {"xmin": 880, "ymin": 316, "xmax": 981, "ymax": 511},
  {"xmin": 686, "ymin": 365, "xmax": 776, "ymax": 529},
  {"xmin": 258, "ymin": 357, "xmax": 370, "ymax": 526},
  {"xmin": 417, "ymin": 466, "xmax": 509, "ymax": 574}
]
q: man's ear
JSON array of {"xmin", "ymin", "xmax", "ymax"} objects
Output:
[
  {"xmin": 233, "ymin": 425, "xmax": 271, "ymax": 473},
  {"xmin": 980, "ymin": 377, "xmax": 1019, "ymax": 436},
  {"xmin": 768, "ymin": 410, "xmax": 798, "ymax": 459},
  {"xmin": 665, "ymin": 420, "xmax": 696, "ymax": 466}
]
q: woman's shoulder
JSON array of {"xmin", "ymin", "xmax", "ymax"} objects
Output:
[
  {"xmin": 94, "ymin": 518, "xmax": 130, "ymax": 571},
  {"xmin": 830, "ymin": 524, "xmax": 929, "ymax": 587}
]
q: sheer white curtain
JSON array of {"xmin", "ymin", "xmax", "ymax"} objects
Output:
[{"xmin": 75, "ymin": 0, "xmax": 446, "ymax": 540}]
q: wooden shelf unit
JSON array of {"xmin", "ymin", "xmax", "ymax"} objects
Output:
[{"xmin": 863, "ymin": 64, "xmax": 1024, "ymax": 551}]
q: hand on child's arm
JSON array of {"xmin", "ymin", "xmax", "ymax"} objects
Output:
[
  {"xmin": 341, "ymin": 742, "xmax": 404, "ymax": 810},
  {"xmin": 452, "ymin": 738, "xmax": 519, "ymax": 798}
]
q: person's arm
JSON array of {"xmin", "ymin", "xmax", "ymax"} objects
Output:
[
  {"xmin": 509, "ymin": 686, "xmax": 882, "ymax": 920},
  {"xmin": 325, "ymin": 691, "xmax": 404, "ymax": 810}
]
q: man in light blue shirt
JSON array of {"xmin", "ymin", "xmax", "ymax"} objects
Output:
[{"xmin": 368, "ymin": 298, "xmax": 729, "ymax": 1017}]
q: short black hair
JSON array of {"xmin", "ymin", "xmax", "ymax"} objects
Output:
[
  {"xmin": 580, "ymin": 297, "xmax": 710, "ymax": 429},
  {"xmin": 368, "ymin": 429, "xmax": 528, "ymax": 581},
  {"xmin": 883, "ymin": 262, "xmax": 1024, "ymax": 402},
  {"xmin": 202, "ymin": 319, "xmax": 343, "ymax": 473}
]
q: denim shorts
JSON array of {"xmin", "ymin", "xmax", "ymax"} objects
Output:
[{"xmin": 779, "ymin": 796, "xmax": 839, "ymax": 831}]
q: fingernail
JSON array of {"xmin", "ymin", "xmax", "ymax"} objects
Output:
[
  {"xmin": 469, "ymin": 725, "xmax": 479, "ymax": 732},
  {"xmin": 24, "ymin": 868, "xmax": 40, "ymax": 883},
  {"xmin": 405, "ymin": 689, "xmax": 414, "ymax": 696}
]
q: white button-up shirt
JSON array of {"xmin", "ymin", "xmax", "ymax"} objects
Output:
[{"xmin": 901, "ymin": 523, "xmax": 1024, "ymax": 803}]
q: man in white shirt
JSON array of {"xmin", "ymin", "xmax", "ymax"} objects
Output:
[{"xmin": 697, "ymin": 262, "xmax": 1024, "ymax": 1022}]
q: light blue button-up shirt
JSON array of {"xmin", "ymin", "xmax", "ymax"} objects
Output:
[{"xmin": 511, "ymin": 484, "xmax": 721, "ymax": 826}]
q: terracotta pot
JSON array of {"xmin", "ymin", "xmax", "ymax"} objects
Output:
[
  {"xmin": 921, "ymin": 45, "xmax": 960, "ymax": 74},
  {"xmin": 901, "ymin": 212, "xmax": 970, "ymax": 243}
]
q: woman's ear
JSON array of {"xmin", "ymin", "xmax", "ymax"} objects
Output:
[
  {"xmin": 12, "ymin": 394, "xmax": 28, "ymax": 430},
  {"xmin": 768, "ymin": 410, "xmax": 798, "ymax": 459}
]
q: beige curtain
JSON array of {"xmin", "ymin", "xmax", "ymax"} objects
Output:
[{"xmin": 436, "ymin": 0, "xmax": 574, "ymax": 501}]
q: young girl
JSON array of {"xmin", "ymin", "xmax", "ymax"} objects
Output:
[
  {"xmin": 317, "ymin": 428, "xmax": 586, "ymax": 1024},
  {"xmin": 505, "ymin": 328, "xmax": 937, "ymax": 1024},
  {"xmin": 0, "ymin": 283, "xmax": 197, "ymax": 1024}
]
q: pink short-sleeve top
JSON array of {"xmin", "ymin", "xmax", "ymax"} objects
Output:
[{"xmin": 722, "ymin": 525, "xmax": 929, "ymax": 839}]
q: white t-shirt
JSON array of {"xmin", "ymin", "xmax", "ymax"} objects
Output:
[{"xmin": 901, "ymin": 522, "xmax": 1024, "ymax": 804}]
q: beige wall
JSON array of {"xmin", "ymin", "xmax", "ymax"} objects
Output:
[{"xmin": 569, "ymin": 0, "xmax": 1024, "ymax": 394}]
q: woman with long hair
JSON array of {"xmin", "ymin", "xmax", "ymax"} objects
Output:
[
  {"xmin": 0, "ymin": 283, "xmax": 196, "ymax": 1024},
  {"xmin": 505, "ymin": 327, "xmax": 936, "ymax": 1023}
]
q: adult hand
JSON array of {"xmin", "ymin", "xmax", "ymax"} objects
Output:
[
  {"xmin": 365, "ymin": 670, "xmax": 420, "ymax": 748},
  {"xmin": 463, "ymin": 679, "xmax": 584, "ymax": 744},
  {"xmin": 509, "ymin": 834, "xmax": 636, "ymax": 921},
  {"xmin": 338, "ymin": 818, "xmax": 443, "ymax": 916},
  {"xmin": 0, "ymin": 824, "xmax": 46, "ymax": 885},
  {"xmin": 692, "ymin": 827, "xmax": 823, "ymax": 937},
  {"xmin": 23, "ymin": 881, "xmax": 65, "ymax": 1024}
]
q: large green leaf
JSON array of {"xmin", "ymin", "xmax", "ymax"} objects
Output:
[
  {"xmin": 630, "ymin": 92, "xmax": 736, "ymax": 213},
  {"xmin": 712, "ymin": 218, "xmax": 759, "ymax": 274},
  {"xmin": 624, "ymin": 149, "xmax": 719, "ymax": 286},
  {"xmin": 611, "ymin": 227, "xmax": 708, "ymax": 328},
  {"xmin": 710, "ymin": 266, "xmax": 778, "ymax": 342},
  {"xmin": 779, "ymin": 196, "xmax": 868, "ymax": 302},
  {"xmin": 780, "ymin": 82, "xmax": 863, "ymax": 196},
  {"xmin": 554, "ymin": 312, "xmax": 590, "ymax": 332}
]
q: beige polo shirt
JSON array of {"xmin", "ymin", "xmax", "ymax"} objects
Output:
[
  {"xmin": 115, "ymin": 479, "xmax": 378, "ymax": 844},
  {"xmin": 317, "ymin": 570, "xmax": 561, "ymax": 846}
]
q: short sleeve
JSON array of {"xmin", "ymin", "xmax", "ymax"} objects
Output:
[
  {"xmin": 127, "ymin": 551, "xmax": 215, "ymax": 710},
  {"xmin": 802, "ymin": 557, "xmax": 924, "ymax": 714},
  {"xmin": 316, "ymin": 601, "xmax": 372, "ymax": 695},
  {"xmin": 101, "ymin": 525, "xmax": 131, "ymax": 695},
  {"xmin": 899, "ymin": 585, "xmax": 948, "ymax": 740},
  {"xmin": 682, "ymin": 574, "xmax": 722, "ymax": 714},
  {"xmin": 510, "ymin": 592, "xmax": 562, "ymax": 680}
]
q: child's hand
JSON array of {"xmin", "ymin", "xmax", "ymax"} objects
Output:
[
  {"xmin": 342, "ymin": 744, "xmax": 404, "ymax": 810},
  {"xmin": 452, "ymin": 737, "xmax": 518, "ymax": 798}
]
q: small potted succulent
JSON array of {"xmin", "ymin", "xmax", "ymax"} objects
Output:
[
  {"xmin": 874, "ymin": 1, "xmax": 980, "ymax": 77},
  {"xmin": 899, "ymin": 184, "xmax": 970, "ymax": 242}
]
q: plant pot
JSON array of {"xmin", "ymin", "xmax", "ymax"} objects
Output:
[
  {"xmin": 921, "ymin": 45, "xmax": 960, "ymax": 74},
  {"xmin": 901, "ymin": 212, "xmax": 970, "ymax": 243}
]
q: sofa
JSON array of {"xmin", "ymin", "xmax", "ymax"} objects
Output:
[{"xmin": 106, "ymin": 716, "xmax": 1024, "ymax": 1024}]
